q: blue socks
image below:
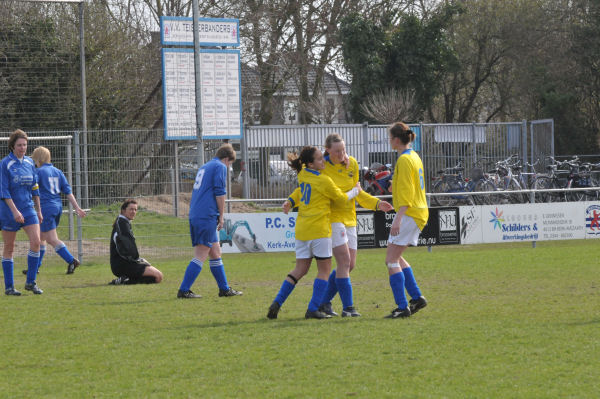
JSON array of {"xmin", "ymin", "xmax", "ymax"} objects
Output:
[
  {"xmin": 307, "ymin": 278, "xmax": 328, "ymax": 312},
  {"xmin": 209, "ymin": 258, "xmax": 229, "ymax": 290},
  {"xmin": 2, "ymin": 258, "xmax": 14, "ymax": 290},
  {"xmin": 55, "ymin": 243, "xmax": 74, "ymax": 265},
  {"xmin": 274, "ymin": 280, "xmax": 295, "ymax": 306},
  {"xmin": 320, "ymin": 270, "xmax": 354, "ymax": 309},
  {"xmin": 336, "ymin": 277, "xmax": 353, "ymax": 309},
  {"xmin": 26, "ymin": 250, "xmax": 40, "ymax": 284},
  {"xmin": 389, "ymin": 271, "xmax": 408, "ymax": 310},
  {"xmin": 179, "ymin": 258, "xmax": 203, "ymax": 291},
  {"xmin": 38, "ymin": 245, "xmax": 46, "ymax": 270},
  {"xmin": 321, "ymin": 269, "xmax": 338, "ymax": 305},
  {"xmin": 402, "ymin": 267, "xmax": 422, "ymax": 300}
]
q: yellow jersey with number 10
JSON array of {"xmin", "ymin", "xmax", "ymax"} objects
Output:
[
  {"xmin": 288, "ymin": 156, "xmax": 380, "ymax": 227},
  {"xmin": 288, "ymin": 168, "xmax": 350, "ymax": 241},
  {"xmin": 392, "ymin": 149, "xmax": 429, "ymax": 230}
]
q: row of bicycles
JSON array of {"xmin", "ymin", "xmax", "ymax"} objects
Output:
[{"xmin": 430, "ymin": 155, "xmax": 600, "ymax": 207}]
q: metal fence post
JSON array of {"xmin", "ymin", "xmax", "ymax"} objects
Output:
[
  {"xmin": 67, "ymin": 136, "xmax": 74, "ymax": 240},
  {"xmin": 521, "ymin": 119, "xmax": 528, "ymax": 165},
  {"xmin": 173, "ymin": 141, "xmax": 179, "ymax": 217},
  {"xmin": 74, "ymin": 131, "xmax": 84, "ymax": 263},
  {"xmin": 471, "ymin": 122, "xmax": 477, "ymax": 161},
  {"xmin": 362, "ymin": 122, "xmax": 369, "ymax": 169},
  {"xmin": 242, "ymin": 133, "xmax": 249, "ymax": 198},
  {"xmin": 303, "ymin": 124, "xmax": 309, "ymax": 146}
]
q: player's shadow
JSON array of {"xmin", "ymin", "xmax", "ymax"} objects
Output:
[
  {"xmin": 64, "ymin": 282, "xmax": 116, "ymax": 289},
  {"xmin": 168, "ymin": 316, "xmax": 388, "ymax": 330}
]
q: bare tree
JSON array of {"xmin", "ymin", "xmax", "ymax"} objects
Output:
[{"xmin": 360, "ymin": 88, "xmax": 420, "ymax": 124}]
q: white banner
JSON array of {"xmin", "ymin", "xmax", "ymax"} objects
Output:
[
  {"xmin": 215, "ymin": 202, "xmax": 600, "ymax": 254},
  {"xmin": 459, "ymin": 202, "xmax": 600, "ymax": 244},
  {"xmin": 219, "ymin": 213, "xmax": 296, "ymax": 254}
]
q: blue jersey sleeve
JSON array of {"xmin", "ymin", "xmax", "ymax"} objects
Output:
[
  {"xmin": 32, "ymin": 165, "xmax": 40, "ymax": 197},
  {"xmin": 213, "ymin": 163, "xmax": 227, "ymax": 197},
  {"xmin": 58, "ymin": 170, "xmax": 72, "ymax": 195},
  {"xmin": 0, "ymin": 159, "xmax": 11, "ymax": 199}
]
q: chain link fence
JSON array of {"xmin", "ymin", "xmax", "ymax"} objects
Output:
[{"xmin": 0, "ymin": 120, "xmax": 554, "ymax": 261}]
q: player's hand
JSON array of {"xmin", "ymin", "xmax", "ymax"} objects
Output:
[
  {"xmin": 282, "ymin": 200, "xmax": 291, "ymax": 214},
  {"xmin": 12, "ymin": 210, "xmax": 24, "ymax": 224},
  {"xmin": 342, "ymin": 154, "xmax": 350, "ymax": 169},
  {"xmin": 217, "ymin": 215, "xmax": 224, "ymax": 231},
  {"xmin": 390, "ymin": 218, "xmax": 401, "ymax": 236},
  {"xmin": 37, "ymin": 211, "xmax": 43, "ymax": 224},
  {"xmin": 75, "ymin": 208, "xmax": 87, "ymax": 218},
  {"xmin": 355, "ymin": 182, "xmax": 362, "ymax": 193},
  {"xmin": 378, "ymin": 201, "xmax": 394, "ymax": 212}
]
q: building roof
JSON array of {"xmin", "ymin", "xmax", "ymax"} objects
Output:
[{"xmin": 241, "ymin": 63, "xmax": 350, "ymax": 97}]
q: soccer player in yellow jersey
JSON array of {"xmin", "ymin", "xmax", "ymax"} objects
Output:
[
  {"xmin": 267, "ymin": 146, "xmax": 361, "ymax": 319},
  {"xmin": 385, "ymin": 122, "xmax": 429, "ymax": 319},
  {"xmin": 285, "ymin": 133, "xmax": 393, "ymax": 317}
]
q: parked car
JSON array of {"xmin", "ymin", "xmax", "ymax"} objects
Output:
[{"xmin": 236, "ymin": 160, "xmax": 296, "ymax": 185}]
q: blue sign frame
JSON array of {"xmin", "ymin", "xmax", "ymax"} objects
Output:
[{"xmin": 160, "ymin": 16, "xmax": 240, "ymax": 47}]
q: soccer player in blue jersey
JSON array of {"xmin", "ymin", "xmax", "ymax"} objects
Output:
[
  {"xmin": 177, "ymin": 143, "xmax": 242, "ymax": 299},
  {"xmin": 267, "ymin": 146, "xmax": 361, "ymax": 319},
  {"xmin": 1, "ymin": 130, "xmax": 43, "ymax": 295},
  {"xmin": 21, "ymin": 146, "xmax": 86, "ymax": 276},
  {"xmin": 385, "ymin": 122, "xmax": 429, "ymax": 318}
]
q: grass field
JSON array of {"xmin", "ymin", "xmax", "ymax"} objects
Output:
[{"xmin": 1, "ymin": 239, "xmax": 598, "ymax": 398}]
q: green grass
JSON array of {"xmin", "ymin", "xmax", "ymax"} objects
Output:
[{"xmin": 1, "ymin": 240, "xmax": 598, "ymax": 398}]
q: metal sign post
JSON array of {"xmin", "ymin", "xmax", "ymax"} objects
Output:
[{"xmin": 192, "ymin": 0, "xmax": 204, "ymax": 167}]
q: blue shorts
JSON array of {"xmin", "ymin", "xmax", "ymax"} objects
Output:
[
  {"xmin": 40, "ymin": 208, "xmax": 62, "ymax": 232},
  {"xmin": 1, "ymin": 212, "xmax": 39, "ymax": 232},
  {"xmin": 189, "ymin": 217, "xmax": 218, "ymax": 247}
]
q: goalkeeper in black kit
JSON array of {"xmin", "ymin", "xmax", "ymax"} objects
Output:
[{"xmin": 109, "ymin": 199, "xmax": 163, "ymax": 285}]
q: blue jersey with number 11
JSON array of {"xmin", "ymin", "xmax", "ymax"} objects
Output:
[
  {"xmin": 189, "ymin": 157, "xmax": 227, "ymax": 220},
  {"xmin": 37, "ymin": 163, "xmax": 72, "ymax": 212}
]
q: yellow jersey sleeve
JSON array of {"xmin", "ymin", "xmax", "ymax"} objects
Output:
[
  {"xmin": 287, "ymin": 187, "xmax": 301, "ymax": 208},
  {"xmin": 355, "ymin": 190, "xmax": 380, "ymax": 211}
]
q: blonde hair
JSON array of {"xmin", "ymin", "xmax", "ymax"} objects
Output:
[{"xmin": 32, "ymin": 146, "xmax": 51, "ymax": 166}]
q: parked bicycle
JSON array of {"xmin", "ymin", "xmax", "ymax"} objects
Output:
[
  {"xmin": 532, "ymin": 156, "xmax": 599, "ymax": 202},
  {"xmin": 430, "ymin": 160, "xmax": 497, "ymax": 206},
  {"xmin": 487, "ymin": 155, "xmax": 525, "ymax": 204}
]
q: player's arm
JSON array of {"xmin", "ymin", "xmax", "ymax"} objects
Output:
[
  {"xmin": 216, "ymin": 194, "xmax": 225, "ymax": 230},
  {"xmin": 0, "ymin": 162, "xmax": 23, "ymax": 223},
  {"xmin": 66, "ymin": 194, "xmax": 86, "ymax": 218},
  {"xmin": 325, "ymin": 177, "xmax": 361, "ymax": 206},
  {"xmin": 33, "ymin": 194, "xmax": 43, "ymax": 224},
  {"xmin": 356, "ymin": 191, "xmax": 394, "ymax": 212},
  {"xmin": 4, "ymin": 198, "xmax": 23, "ymax": 224},
  {"xmin": 390, "ymin": 206, "xmax": 408, "ymax": 236},
  {"xmin": 211, "ymin": 164, "xmax": 228, "ymax": 231},
  {"xmin": 283, "ymin": 187, "xmax": 301, "ymax": 214},
  {"xmin": 32, "ymin": 171, "xmax": 42, "ymax": 222}
]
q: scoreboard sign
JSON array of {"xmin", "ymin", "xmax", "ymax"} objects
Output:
[{"xmin": 161, "ymin": 48, "xmax": 243, "ymax": 140}]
